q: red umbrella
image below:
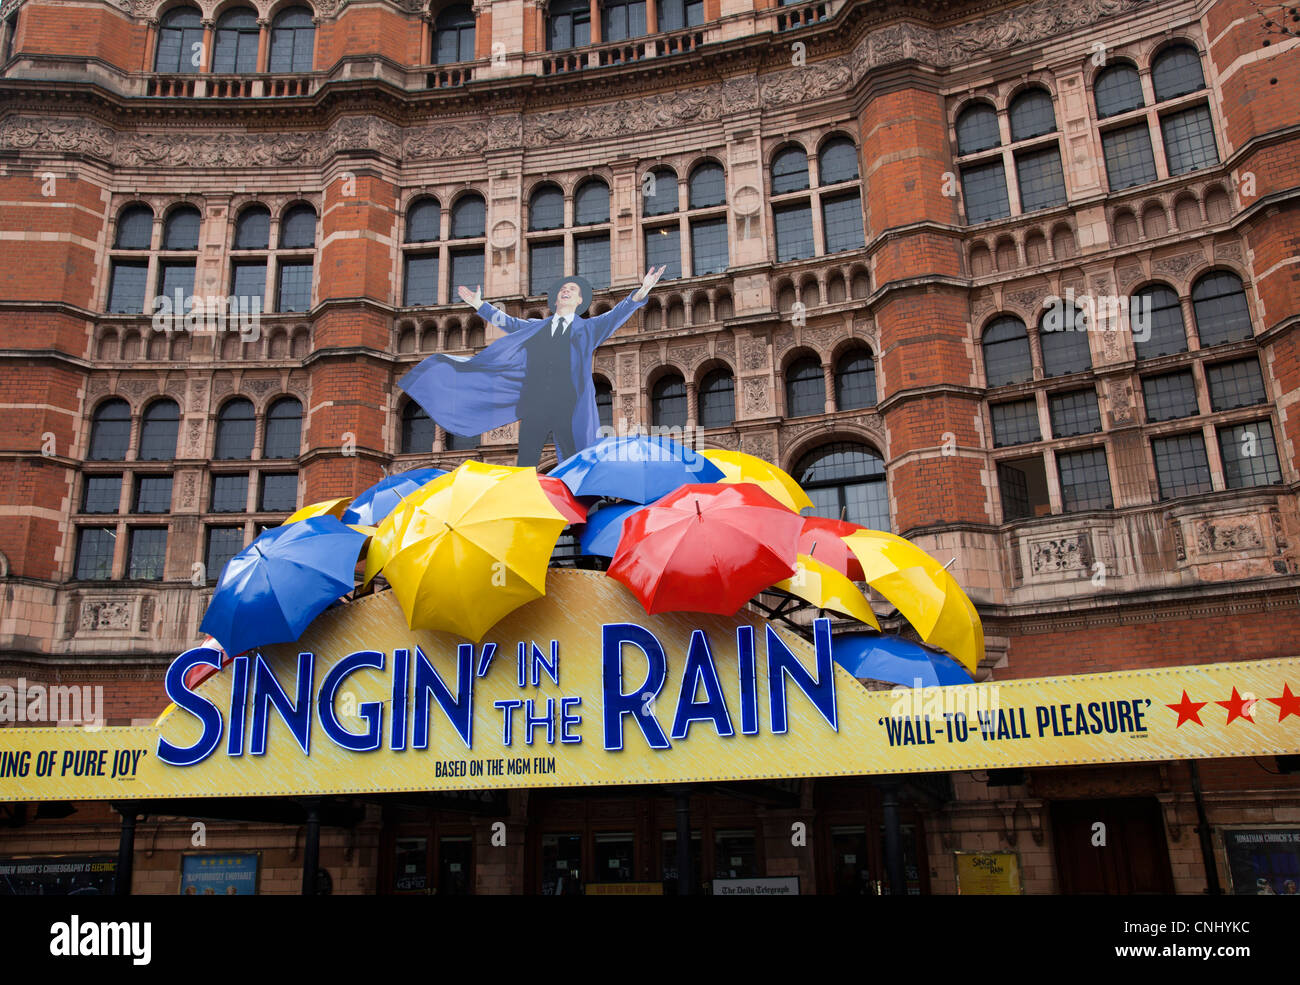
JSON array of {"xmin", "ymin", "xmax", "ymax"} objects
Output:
[
  {"xmin": 539, "ymin": 474, "xmax": 587, "ymax": 525},
  {"xmin": 798, "ymin": 516, "xmax": 866, "ymax": 581},
  {"xmin": 608, "ymin": 483, "xmax": 803, "ymax": 615}
]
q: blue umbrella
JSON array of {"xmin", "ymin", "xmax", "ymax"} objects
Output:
[
  {"xmin": 200, "ymin": 516, "xmax": 369, "ymax": 658},
  {"xmin": 340, "ymin": 467, "xmax": 447, "ymax": 527},
  {"xmin": 832, "ymin": 632, "xmax": 974, "ymax": 687},
  {"xmin": 551, "ymin": 435, "xmax": 724, "ymax": 504},
  {"xmin": 579, "ymin": 502, "xmax": 646, "ymax": 558}
]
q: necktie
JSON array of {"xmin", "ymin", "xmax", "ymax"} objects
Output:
[{"xmin": 552, "ymin": 316, "xmax": 570, "ymax": 337}]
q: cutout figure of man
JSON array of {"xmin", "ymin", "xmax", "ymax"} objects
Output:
[{"xmin": 398, "ymin": 266, "xmax": 665, "ymax": 466}]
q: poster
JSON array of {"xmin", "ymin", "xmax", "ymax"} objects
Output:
[
  {"xmin": 954, "ymin": 851, "xmax": 1022, "ymax": 895},
  {"xmin": 1222, "ymin": 829, "xmax": 1300, "ymax": 895},
  {"xmin": 0, "ymin": 855, "xmax": 117, "ymax": 895},
  {"xmin": 179, "ymin": 853, "xmax": 259, "ymax": 895}
]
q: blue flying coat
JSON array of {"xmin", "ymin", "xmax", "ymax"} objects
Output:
[{"xmin": 397, "ymin": 290, "xmax": 646, "ymax": 444}]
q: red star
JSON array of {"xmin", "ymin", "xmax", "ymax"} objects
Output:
[
  {"xmin": 1167, "ymin": 690, "xmax": 1208, "ymax": 727},
  {"xmin": 1267, "ymin": 683, "xmax": 1300, "ymax": 723},
  {"xmin": 1216, "ymin": 687, "xmax": 1256, "ymax": 725}
]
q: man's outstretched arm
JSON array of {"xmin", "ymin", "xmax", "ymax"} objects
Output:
[
  {"xmin": 458, "ymin": 283, "xmax": 531, "ymax": 335},
  {"xmin": 586, "ymin": 265, "xmax": 667, "ymax": 345}
]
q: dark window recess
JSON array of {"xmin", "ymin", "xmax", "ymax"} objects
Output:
[
  {"xmin": 1016, "ymin": 146, "xmax": 1067, "ymax": 213},
  {"xmin": 280, "ymin": 205, "xmax": 317, "ymax": 248},
  {"xmin": 698, "ymin": 370, "xmax": 734, "ymax": 429},
  {"xmin": 234, "ymin": 207, "xmax": 271, "ymax": 250},
  {"xmin": 835, "ymin": 350, "xmax": 876, "ymax": 410},
  {"xmin": 268, "ymin": 7, "xmax": 315, "ymax": 73},
  {"xmin": 1218, "ymin": 420, "xmax": 1283, "ymax": 489},
  {"xmin": 1207, "ymin": 358, "xmax": 1266, "ymax": 411},
  {"xmin": 163, "ymin": 208, "xmax": 201, "ymax": 251},
  {"xmin": 1094, "ymin": 63, "xmax": 1145, "ymax": 118},
  {"xmin": 960, "ymin": 161, "xmax": 1011, "ymax": 224},
  {"xmin": 785, "ymin": 357, "xmax": 825, "ymax": 417},
  {"xmin": 998, "ymin": 456, "xmax": 1050, "ymax": 520},
  {"xmin": 402, "ymin": 402, "xmax": 435, "ymax": 454},
  {"xmin": 133, "ymin": 475, "xmax": 173, "ymax": 514},
  {"xmin": 449, "ymin": 249, "xmax": 485, "ymax": 297},
  {"xmin": 530, "ymin": 240, "xmax": 564, "ymax": 296},
  {"xmin": 406, "ymin": 199, "xmax": 441, "ymax": 243},
  {"xmin": 128, "ymin": 527, "xmax": 168, "ymax": 581},
  {"xmin": 1039, "ymin": 304, "xmax": 1092, "ymax": 377},
  {"xmin": 1161, "ymin": 104, "xmax": 1219, "ymax": 176},
  {"xmin": 771, "ymin": 147, "xmax": 810, "ymax": 195},
  {"xmin": 1152, "ymin": 433, "xmax": 1213, "ymax": 499},
  {"xmin": 1049, "ymin": 389, "xmax": 1102, "ymax": 438},
  {"xmin": 115, "ymin": 206, "xmax": 154, "ymax": 250},
  {"xmin": 795, "ymin": 442, "xmax": 889, "ymax": 531},
  {"xmin": 1102, "ymin": 124, "xmax": 1158, "ymax": 190},
  {"xmin": 260, "ymin": 473, "xmax": 298, "ymax": 512},
  {"xmin": 205, "ymin": 526, "xmax": 245, "ymax": 581},
  {"xmin": 955, "ymin": 104, "xmax": 1000, "ymax": 155},
  {"xmin": 642, "ymin": 169, "xmax": 679, "ymax": 217},
  {"xmin": 688, "ymin": 163, "xmax": 726, "ymax": 209},
  {"xmin": 276, "ymin": 261, "xmax": 313, "ymax": 313},
  {"xmin": 651, "ymin": 376, "xmax": 687, "ymax": 429},
  {"xmin": 107, "ymin": 261, "xmax": 149, "ymax": 314},
  {"xmin": 1132, "ymin": 285, "xmax": 1188, "ymax": 359},
  {"xmin": 982, "ymin": 316, "xmax": 1033, "ymax": 387},
  {"xmin": 595, "ymin": 379, "xmax": 614, "ymax": 430},
  {"xmin": 1192, "ymin": 271, "xmax": 1253, "ymax": 348},
  {"xmin": 211, "ymin": 473, "xmax": 249, "ymax": 513},
  {"xmin": 529, "ymin": 186, "xmax": 564, "ymax": 231},
  {"xmin": 644, "ymin": 226, "xmax": 682, "ymax": 280},
  {"xmin": 991, "ymin": 399, "xmax": 1041, "ymax": 447},
  {"xmin": 822, "ymin": 192, "xmax": 865, "ymax": 253},
  {"xmin": 139, "ymin": 400, "xmax": 179, "ymax": 461},
  {"xmin": 575, "ymin": 181, "xmax": 610, "ymax": 225},
  {"xmin": 445, "ymin": 430, "xmax": 480, "ymax": 451},
  {"xmin": 76, "ymin": 527, "xmax": 116, "ymax": 581},
  {"xmin": 690, "ymin": 218, "xmax": 729, "ymax": 276},
  {"xmin": 451, "ymin": 197, "xmax": 486, "ymax": 238},
  {"xmin": 403, "ymin": 254, "xmax": 438, "ymax": 306},
  {"xmin": 83, "ymin": 475, "xmax": 123, "ymax": 514},
  {"xmin": 1009, "ymin": 89, "xmax": 1057, "ymax": 142},
  {"xmin": 772, "ymin": 202, "xmax": 814, "ymax": 262},
  {"xmin": 1152, "ymin": 45, "xmax": 1206, "ymax": 102},
  {"xmin": 1057, "ymin": 447, "xmax": 1113, "ymax": 512},
  {"xmin": 264, "ymin": 398, "xmax": 302, "ymax": 459},
  {"xmin": 818, "ymin": 136, "xmax": 860, "ymax": 184},
  {"xmin": 576, "ymin": 234, "xmax": 610, "ymax": 290},
  {"xmin": 1142, "ymin": 370, "xmax": 1199, "ymax": 422},
  {"xmin": 215, "ymin": 399, "xmax": 255, "ymax": 459},
  {"xmin": 89, "ymin": 400, "xmax": 131, "ymax": 461}
]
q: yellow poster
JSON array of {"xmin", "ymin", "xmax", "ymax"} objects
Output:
[
  {"xmin": 955, "ymin": 852, "xmax": 1022, "ymax": 895},
  {"xmin": 2, "ymin": 570, "xmax": 1299, "ymax": 801}
]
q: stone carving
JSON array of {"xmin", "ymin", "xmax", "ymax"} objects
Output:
[
  {"xmin": 212, "ymin": 375, "xmax": 235, "ymax": 398},
  {"xmin": 120, "ymin": 378, "xmax": 154, "ymax": 398},
  {"xmin": 1153, "ymin": 252, "xmax": 1200, "ymax": 278},
  {"xmin": 1196, "ymin": 518, "xmax": 1262, "ymax": 554},
  {"xmin": 1270, "ymin": 510, "xmax": 1288, "ymax": 549},
  {"xmin": 620, "ymin": 394, "xmax": 638, "ymax": 426},
  {"xmin": 139, "ymin": 596, "xmax": 155, "ymax": 632},
  {"xmin": 741, "ymin": 432, "xmax": 774, "ymax": 463},
  {"xmin": 619, "ymin": 354, "xmax": 637, "ymax": 388},
  {"xmin": 115, "ymin": 0, "xmax": 158, "ymax": 16},
  {"xmin": 80, "ymin": 599, "xmax": 132, "ymax": 632},
  {"xmin": 186, "ymin": 420, "xmax": 203, "ymax": 456},
  {"xmin": 742, "ymin": 376, "xmax": 768, "ymax": 415},
  {"xmin": 1101, "ymin": 327, "xmax": 1124, "ymax": 366},
  {"xmin": 672, "ymin": 344, "xmax": 707, "ymax": 370},
  {"xmin": 487, "ymin": 422, "xmax": 518, "ymax": 441},
  {"xmin": 741, "ymin": 334, "xmax": 768, "ymax": 371},
  {"xmin": 1106, "ymin": 381, "xmax": 1134, "ymax": 426},
  {"xmin": 1116, "ymin": 262, "xmax": 1144, "ymax": 288},
  {"xmin": 803, "ymin": 326, "xmax": 841, "ymax": 353},
  {"xmin": 188, "ymin": 378, "xmax": 209, "ymax": 412},
  {"xmin": 594, "ymin": 355, "xmax": 614, "ymax": 378},
  {"xmin": 1009, "ymin": 536, "xmax": 1023, "ymax": 583},
  {"xmin": 326, "ymin": 116, "xmax": 403, "ymax": 155},
  {"xmin": 1029, "ymin": 537, "xmax": 1085, "ymax": 574},
  {"xmin": 407, "ymin": 117, "xmax": 523, "ymax": 159},
  {"xmin": 245, "ymin": 377, "xmax": 277, "ymax": 397},
  {"xmin": 1172, "ymin": 520, "xmax": 1186, "ymax": 562},
  {"xmin": 85, "ymin": 377, "xmax": 111, "ymax": 399},
  {"xmin": 715, "ymin": 336, "xmax": 735, "ymax": 359},
  {"xmin": 1214, "ymin": 240, "xmax": 1244, "ymax": 261},
  {"xmin": 1007, "ymin": 288, "xmax": 1042, "ymax": 312},
  {"xmin": 708, "ymin": 431, "xmax": 741, "ymax": 451}
]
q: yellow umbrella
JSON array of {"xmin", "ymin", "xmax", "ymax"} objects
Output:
[
  {"xmin": 773, "ymin": 554, "xmax": 880, "ymax": 630},
  {"xmin": 284, "ymin": 497, "xmax": 352, "ymax": 524},
  {"xmin": 376, "ymin": 461, "xmax": 568, "ymax": 641},
  {"xmin": 842, "ymin": 530, "xmax": 984, "ymax": 674},
  {"xmin": 702, "ymin": 450, "xmax": 813, "ymax": 513},
  {"xmin": 364, "ymin": 470, "xmax": 457, "ymax": 585}
]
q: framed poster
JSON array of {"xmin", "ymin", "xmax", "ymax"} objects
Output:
[
  {"xmin": 1222, "ymin": 828, "xmax": 1300, "ymax": 895},
  {"xmin": 179, "ymin": 853, "xmax": 260, "ymax": 895},
  {"xmin": 954, "ymin": 851, "xmax": 1022, "ymax": 895},
  {"xmin": 0, "ymin": 855, "xmax": 117, "ymax": 895}
]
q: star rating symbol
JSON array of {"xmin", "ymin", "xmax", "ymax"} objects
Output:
[
  {"xmin": 1167, "ymin": 690, "xmax": 1208, "ymax": 727},
  {"xmin": 1217, "ymin": 687, "xmax": 1256, "ymax": 725},
  {"xmin": 1168, "ymin": 684, "xmax": 1300, "ymax": 727},
  {"xmin": 1267, "ymin": 683, "xmax": 1300, "ymax": 723}
]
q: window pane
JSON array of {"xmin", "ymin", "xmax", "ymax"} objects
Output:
[
  {"xmin": 1192, "ymin": 271, "xmax": 1252, "ymax": 347},
  {"xmin": 206, "ymin": 526, "xmax": 245, "ymax": 581},
  {"xmin": 155, "ymin": 11, "xmax": 203, "ymax": 73},
  {"xmin": 818, "ymin": 137, "xmax": 859, "ymax": 184},
  {"xmin": 1161, "ymin": 104, "xmax": 1218, "ymax": 176},
  {"xmin": 128, "ymin": 527, "xmax": 167, "ymax": 580},
  {"xmin": 698, "ymin": 370, "xmax": 734, "ymax": 428},
  {"xmin": 212, "ymin": 473, "xmax": 249, "ymax": 512},
  {"xmin": 1132, "ymin": 285, "xmax": 1187, "ymax": 359},
  {"xmin": 450, "ymin": 249, "xmax": 485, "ymax": 295},
  {"xmin": 1218, "ymin": 420, "xmax": 1282, "ymax": 489},
  {"xmin": 642, "ymin": 169, "xmax": 678, "ymax": 216},
  {"xmin": 1009, "ymin": 89, "xmax": 1056, "ymax": 142},
  {"xmin": 688, "ymin": 164, "xmax": 726, "ymax": 209},
  {"xmin": 139, "ymin": 401, "xmax": 179, "ymax": 460},
  {"xmin": 76, "ymin": 527, "xmax": 116, "ymax": 580},
  {"xmin": 576, "ymin": 233, "xmax": 610, "ymax": 290},
  {"xmin": 652, "ymin": 376, "xmax": 686, "ymax": 428},
  {"xmin": 232, "ymin": 261, "xmax": 267, "ymax": 306},
  {"xmin": 277, "ymin": 261, "xmax": 313, "ymax": 312},
  {"xmin": 83, "ymin": 475, "xmax": 122, "ymax": 514},
  {"xmin": 164, "ymin": 208, "xmax": 200, "ymax": 250},
  {"xmin": 835, "ymin": 351, "xmax": 875, "ymax": 410},
  {"xmin": 215, "ymin": 399, "xmax": 255, "ymax": 459},
  {"xmin": 234, "ymin": 207, "xmax": 270, "ymax": 250},
  {"xmin": 773, "ymin": 202, "xmax": 814, "ymax": 261},
  {"xmin": 1057, "ymin": 448, "xmax": 1113, "ymax": 512},
  {"xmin": 1152, "ymin": 45, "xmax": 1205, "ymax": 102},
  {"xmin": 407, "ymin": 199, "xmax": 441, "ymax": 243},
  {"xmin": 574, "ymin": 181, "xmax": 610, "ymax": 225},
  {"xmin": 961, "ymin": 161, "xmax": 1010, "ymax": 224},
  {"xmin": 822, "ymin": 192, "xmax": 865, "ymax": 253},
  {"xmin": 1016, "ymin": 146, "xmax": 1067, "ymax": 213},
  {"xmin": 955, "ymin": 104, "xmax": 999, "ymax": 155},
  {"xmin": 771, "ymin": 148, "xmax": 809, "ymax": 195},
  {"xmin": 445, "ymin": 430, "xmax": 480, "ymax": 451},
  {"xmin": 795, "ymin": 442, "xmax": 888, "ymax": 530},
  {"xmin": 1039, "ymin": 305, "xmax": 1092, "ymax": 377},
  {"xmin": 991, "ymin": 399, "xmax": 1040, "ymax": 447},
  {"xmin": 260, "ymin": 473, "xmax": 298, "ymax": 512},
  {"xmin": 1207, "ymin": 358, "xmax": 1266, "ymax": 412},
  {"xmin": 159, "ymin": 262, "xmax": 196, "ymax": 304},
  {"xmin": 529, "ymin": 240, "xmax": 564, "ymax": 296},
  {"xmin": 1094, "ymin": 64, "xmax": 1144, "ymax": 118},
  {"xmin": 982, "ymin": 316, "xmax": 1032, "ymax": 387},
  {"xmin": 595, "ymin": 378, "xmax": 613, "ymax": 429},
  {"xmin": 1152, "ymin": 433, "xmax": 1212, "ymax": 499},
  {"xmin": 133, "ymin": 475, "xmax": 173, "ymax": 514},
  {"xmin": 115, "ymin": 207, "xmax": 153, "ymax": 250},
  {"xmin": 270, "ymin": 10, "xmax": 314, "ymax": 72},
  {"xmin": 451, "ymin": 197, "xmax": 486, "ymax": 238},
  {"xmin": 786, "ymin": 358, "xmax": 825, "ymax": 417},
  {"xmin": 213, "ymin": 11, "xmax": 260, "ymax": 73},
  {"xmin": 1102, "ymin": 124, "xmax": 1157, "ymax": 191},
  {"xmin": 108, "ymin": 261, "xmax": 148, "ymax": 314},
  {"xmin": 1142, "ymin": 370, "xmax": 1199, "ymax": 422},
  {"xmin": 264, "ymin": 398, "xmax": 302, "ymax": 459},
  {"xmin": 403, "ymin": 254, "xmax": 439, "ymax": 306},
  {"xmin": 529, "ymin": 186, "xmax": 564, "ymax": 231},
  {"xmin": 402, "ymin": 403, "xmax": 435, "ymax": 454},
  {"xmin": 1049, "ymin": 389, "xmax": 1102, "ymax": 438},
  {"xmin": 690, "ymin": 217, "xmax": 728, "ymax": 276},
  {"xmin": 89, "ymin": 400, "xmax": 131, "ymax": 461},
  {"xmin": 280, "ymin": 206, "xmax": 316, "ymax": 248},
  {"xmin": 644, "ymin": 225, "xmax": 682, "ymax": 280}
]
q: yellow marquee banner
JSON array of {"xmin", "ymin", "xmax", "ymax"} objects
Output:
[{"xmin": 2, "ymin": 570, "xmax": 1299, "ymax": 801}]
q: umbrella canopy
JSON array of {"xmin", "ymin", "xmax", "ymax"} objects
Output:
[
  {"xmin": 284, "ymin": 497, "xmax": 352, "ymax": 524},
  {"xmin": 551, "ymin": 434, "xmax": 724, "ymax": 504},
  {"xmin": 340, "ymin": 468, "xmax": 447, "ymax": 527},
  {"xmin": 797, "ymin": 516, "xmax": 866, "ymax": 581},
  {"xmin": 538, "ymin": 474, "xmax": 587, "ymax": 525},
  {"xmin": 579, "ymin": 501, "xmax": 645, "ymax": 558},
  {"xmin": 378, "ymin": 461, "xmax": 568, "ymax": 641},
  {"xmin": 199, "ymin": 516, "xmax": 369, "ymax": 660},
  {"xmin": 842, "ymin": 530, "xmax": 984, "ymax": 674},
  {"xmin": 832, "ymin": 632, "xmax": 974, "ymax": 687},
  {"xmin": 702, "ymin": 449, "xmax": 814, "ymax": 513},
  {"xmin": 772, "ymin": 554, "xmax": 880, "ymax": 629},
  {"xmin": 608, "ymin": 483, "xmax": 803, "ymax": 615}
]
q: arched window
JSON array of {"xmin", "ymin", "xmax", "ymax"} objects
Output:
[
  {"xmin": 402, "ymin": 402, "xmax": 435, "ymax": 454},
  {"xmin": 264, "ymin": 397, "xmax": 302, "ymax": 459},
  {"xmin": 698, "ymin": 369, "xmax": 734, "ymax": 429},
  {"xmin": 688, "ymin": 162, "xmax": 726, "ymax": 209},
  {"xmin": 406, "ymin": 198, "xmax": 441, "ymax": 243},
  {"xmin": 1009, "ymin": 88, "xmax": 1056, "ymax": 142},
  {"xmin": 1038, "ymin": 305, "xmax": 1092, "ymax": 377},
  {"xmin": 445, "ymin": 430, "xmax": 480, "ymax": 451},
  {"xmin": 982, "ymin": 316, "xmax": 1033, "ymax": 387},
  {"xmin": 1152, "ymin": 44, "xmax": 1205, "ymax": 102},
  {"xmin": 594, "ymin": 376, "xmax": 613, "ymax": 430},
  {"xmin": 214, "ymin": 398, "xmax": 256, "ymax": 460},
  {"xmin": 115, "ymin": 205, "xmax": 153, "ymax": 250},
  {"xmin": 1192, "ymin": 271, "xmax": 1253, "ymax": 348},
  {"xmin": 603, "ymin": 0, "xmax": 646, "ymax": 42},
  {"xmin": 834, "ymin": 349, "xmax": 875, "ymax": 410},
  {"xmin": 548, "ymin": 0, "xmax": 591, "ymax": 50},
  {"xmin": 642, "ymin": 167, "xmax": 679, "ymax": 216},
  {"xmin": 451, "ymin": 194, "xmax": 486, "ymax": 238},
  {"xmin": 795, "ymin": 442, "xmax": 889, "ymax": 531},
  {"xmin": 154, "ymin": 7, "xmax": 203, "ymax": 73},
  {"xmin": 280, "ymin": 204, "xmax": 316, "ymax": 248},
  {"xmin": 574, "ymin": 180, "xmax": 610, "ymax": 225},
  {"xmin": 529, "ymin": 184, "xmax": 564, "ymax": 231},
  {"xmin": 955, "ymin": 103, "xmax": 1000, "ymax": 155},
  {"xmin": 89, "ymin": 399, "xmax": 131, "ymax": 461},
  {"xmin": 158, "ymin": 206, "xmax": 200, "ymax": 308},
  {"xmin": 1094, "ymin": 63, "xmax": 1144, "ymax": 118},
  {"xmin": 1131, "ymin": 285, "xmax": 1188, "ymax": 359},
  {"xmin": 657, "ymin": 0, "xmax": 703, "ymax": 32},
  {"xmin": 234, "ymin": 205, "xmax": 270, "ymax": 249},
  {"xmin": 213, "ymin": 8, "xmax": 260, "ymax": 73},
  {"xmin": 163, "ymin": 206, "xmax": 201, "ymax": 251},
  {"xmin": 269, "ymin": 7, "xmax": 315, "ymax": 73},
  {"xmin": 139, "ymin": 400, "xmax": 179, "ymax": 461},
  {"xmin": 818, "ymin": 136, "xmax": 860, "ymax": 184},
  {"xmin": 434, "ymin": 4, "xmax": 476, "ymax": 64},
  {"xmin": 771, "ymin": 146, "xmax": 810, "ymax": 195},
  {"xmin": 785, "ymin": 357, "xmax": 825, "ymax": 417},
  {"xmin": 651, "ymin": 375, "xmax": 687, "ymax": 428}
]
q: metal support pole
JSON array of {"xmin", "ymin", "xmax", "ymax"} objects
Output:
[
  {"xmin": 301, "ymin": 800, "xmax": 321, "ymax": 896},
  {"xmin": 114, "ymin": 805, "xmax": 136, "ymax": 896},
  {"xmin": 880, "ymin": 783, "xmax": 906, "ymax": 896},
  {"xmin": 1188, "ymin": 760, "xmax": 1222, "ymax": 895},
  {"xmin": 675, "ymin": 788, "xmax": 692, "ymax": 896}
]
